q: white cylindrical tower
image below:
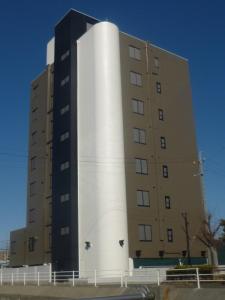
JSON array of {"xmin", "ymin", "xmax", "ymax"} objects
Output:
[{"xmin": 77, "ymin": 21, "xmax": 129, "ymax": 276}]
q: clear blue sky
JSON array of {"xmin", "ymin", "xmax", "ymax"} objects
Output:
[{"xmin": 0, "ymin": 0, "xmax": 225, "ymax": 243}]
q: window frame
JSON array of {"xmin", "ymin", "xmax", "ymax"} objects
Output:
[
  {"xmin": 135, "ymin": 158, "xmax": 148, "ymax": 175},
  {"xmin": 162, "ymin": 165, "xmax": 169, "ymax": 178},
  {"xmin": 132, "ymin": 98, "xmax": 144, "ymax": 115},
  {"xmin": 167, "ymin": 228, "xmax": 173, "ymax": 242},
  {"xmin": 138, "ymin": 224, "xmax": 152, "ymax": 241},
  {"xmin": 130, "ymin": 71, "xmax": 142, "ymax": 87},
  {"xmin": 156, "ymin": 81, "xmax": 162, "ymax": 94},
  {"xmin": 137, "ymin": 190, "xmax": 150, "ymax": 207},
  {"xmin": 129, "ymin": 45, "xmax": 141, "ymax": 60},
  {"xmin": 133, "ymin": 128, "xmax": 146, "ymax": 144},
  {"xmin": 160, "ymin": 136, "xmax": 166, "ymax": 149},
  {"xmin": 165, "ymin": 195, "xmax": 171, "ymax": 209},
  {"xmin": 158, "ymin": 109, "xmax": 164, "ymax": 121}
]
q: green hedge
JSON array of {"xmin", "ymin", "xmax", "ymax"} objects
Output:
[{"xmin": 166, "ymin": 265, "xmax": 214, "ymax": 281}]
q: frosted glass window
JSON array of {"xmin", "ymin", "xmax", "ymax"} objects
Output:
[
  {"xmin": 133, "ymin": 128, "xmax": 146, "ymax": 144},
  {"xmin": 129, "ymin": 46, "xmax": 141, "ymax": 60},
  {"xmin": 130, "ymin": 72, "xmax": 142, "ymax": 86},
  {"xmin": 132, "ymin": 99, "xmax": 144, "ymax": 115},
  {"xmin": 135, "ymin": 158, "xmax": 148, "ymax": 175},
  {"xmin": 138, "ymin": 224, "xmax": 152, "ymax": 241},
  {"xmin": 137, "ymin": 190, "xmax": 150, "ymax": 207},
  {"xmin": 60, "ymin": 161, "xmax": 70, "ymax": 171}
]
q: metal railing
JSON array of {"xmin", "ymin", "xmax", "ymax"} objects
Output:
[{"xmin": 0, "ymin": 266, "xmax": 225, "ymax": 289}]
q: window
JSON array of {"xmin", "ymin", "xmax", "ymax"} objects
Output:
[
  {"xmin": 165, "ymin": 196, "xmax": 171, "ymax": 209},
  {"xmin": 160, "ymin": 137, "xmax": 166, "ymax": 149},
  {"xmin": 137, "ymin": 190, "xmax": 150, "ymax": 207},
  {"xmin": 31, "ymin": 131, "xmax": 37, "ymax": 145},
  {"xmin": 60, "ymin": 161, "xmax": 70, "ymax": 171},
  {"xmin": 132, "ymin": 98, "xmax": 144, "ymax": 115},
  {"xmin": 28, "ymin": 237, "xmax": 36, "ymax": 252},
  {"xmin": 162, "ymin": 165, "xmax": 169, "ymax": 178},
  {"xmin": 130, "ymin": 71, "xmax": 142, "ymax": 86},
  {"xmin": 32, "ymin": 108, "xmax": 38, "ymax": 122},
  {"xmin": 60, "ymin": 105, "xmax": 69, "ymax": 115},
  {"xmin": 60, "ymin": 193, "xmax": 70, "ymax": 203},
  {"xmin": 158, "ymin": 109, "xmax": 164, "ymax": 121},
  {"xmin": 167, "ymin": 228, "xmax": 173, "ymax": 242},
  {"xmin": 29, "ymin": 208, "xmax": 35, "ymax": 223},
  {"xmin": 61, "ymin": 226, "xmax": 69, "ymax": 236},
  {"xmin": 60, "ymin": 50, "xmax": 70, "ymax": 61},
  {"xmin": 133, "ymin": 128, "xmax": 146, "ymax": 144},
  {"xmin": 30, "ymin": 182, "xmax": 36, "ymax": 196},
  {"xmin": 138, "ymin": 224, "xmax": 152, "ymax": 241},
  {"xmin": 129, "ymin": 46, "xmax": 141, "ymax": 60},
  {"xmin": 60, "ymin": 131, "xmax": 69, "ymax": 142},
  {"xmin": 135, "ymin": 158, "xmax": 148, "ymax": 175},
  {"xmin": 30, "ymin": 156, "xmax": 37, "ymax": 171},
  {"xmin": 154, "ymin": 57, "xmax": 159, "ymax": 68},
  {"xmin": 60, "ymin": 75, "xmax": 70, "ymax": 86},
  {"xmin": 10, "ymin": 241, "xmax": 16, "ymax": 255},
  {"xmin": 156, "ymin": 82, "xmax": 161, "ymax": 94}
]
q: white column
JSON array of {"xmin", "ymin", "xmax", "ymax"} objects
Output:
[{"xmin": 77, "ymin": 21, "xmax": 129, "ymax": 277}]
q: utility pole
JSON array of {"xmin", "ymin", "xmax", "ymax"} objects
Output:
[{"xmin": 181, "ymin": 212, "xmax": 191, "ymax": 265}]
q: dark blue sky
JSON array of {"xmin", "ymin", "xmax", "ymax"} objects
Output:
[{"xmin": 0, "ymin": 0, "xmax": 225, "ymax": 242}]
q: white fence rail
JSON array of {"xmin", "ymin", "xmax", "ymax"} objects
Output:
[{"xmin": 0, "ymin": 266, "xmax": 225, "ymax": 289}]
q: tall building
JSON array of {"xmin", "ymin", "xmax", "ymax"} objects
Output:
[{"xmin": 10, "ymin": 10, "xmax": 206, "ymax": 272}]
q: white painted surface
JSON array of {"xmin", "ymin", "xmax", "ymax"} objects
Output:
[
  {"xmin": 77, "ymin": 22, "xmax": 129, "ymax": 276},
  {"xmin": 46, "ymin": 37, "xmax": 55, "ymax": 65}
]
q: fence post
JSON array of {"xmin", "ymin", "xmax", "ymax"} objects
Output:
[
  {"xmin": 196, "ymin": 268, "xmax": 200, "ymax": 289},
  {"xmin": 124, "ymin": 271, "xmax": 128, "ymax": 288},
  {"xmin": 53, "ymin": 272, "xmax": 56, "ymax": 286},
  {"xmin": 23, "ymin": 273, "xmax": 26, "ymax": 286},
  {"xmin": 37, "ymin": 272, "xmax": 40, "ymax": 286},
  {"xmin": 94, "ymin": 270, "xmax": 97, "ymax": 287},
  {"xmin": 49, "ymin": 263, "xmax": 52, "ymax": 283},
  {"xmin": 120, "ymin": 270, "xmax": 123, "ymax": 287},
  {"xmin": 11, "ymin": 273, "xmax": 14, "ymax": 286},
  {"xmin": 72, "ymin": 271, "xmax": 75, "ymax": 287},
  {"xmin": 157, "ymin": 270, "xmax": 160, "ymax": 286}
]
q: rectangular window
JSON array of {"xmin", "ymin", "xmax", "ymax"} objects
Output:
[
  {"xmin": 129, "ymin": 46, "xmax": 141, "ymax": 60},
  {"xmin": 61, "ymin": 226, "xmax": 69, "ymax": 236},
  {"xmin": 167, "ymin": 228, "xmax": 173, "ymax": 242},
  {"xmin": 165, "ymin": 196, "xmax": 171, "ymax": 209},
  {"xmin": 29, "ymin": 208, "xmax": 35, "ymax": 223},
  {"xmin": 130, "ymin": 71, "xmax": 142, "ymax": 86},
  {"xmin": 156, "ymin": 82, "xmax": 161, "ymax": 94},
  {"xmin": 60, "ymin": 50, "xmax": 70, "ymax": 61},
  {"xmin": 162, "ymin": 165, "xmax": 169, "ymax": 178},
  {"xmin": 154, "ymin": 57, "xmax": 159, "ymax": 68},
  {"xmin": 135, "ymin": 158, "xmax": 148, "ymax": 175},
  {"xmin": 32, "ymin": 108, "xmax": 38, "ymax": 122},
  {"xmin": 31, "ymin": 131, "xmax": 37, "ymax": 145},
  {"xmin": 60, "ymin": 193, "xmax": 70, "ymax": 203},
  {"xmin": 10, "ymin": 241, "xmax": 16, "ymax": 255},
  {"xmin": 60, "ymin": 161, "xmax": 70, "ymax": 171},
  {"xmin": 138, "ymin": 224, "xmax": 152, "ymax": 241},
  {"xmin": 60, "ymin": 131, "xmax": 69, "ymax": 142},
  {"xmin": 137, "ymin": 190, "xmax": 150, "ymax": 207},
  {"xmin": 132, "ymin": 98, "xmax": 144, "ymax": 115},
  {"xmin": 133, "ymin": 128, "xmax": 146, "ymax": 144},
  {"xmin": 160, "ymin": 137, "xmax": 166, "ymax": 149},
  {"xmin": 60, "ymin": 75, "xmax": 70, "ymax": 87},
  {"xmin": 60, "ymin": 105, "xmax": 69, "ymax": 115},
  {"xmin": 30, "ymin": 156, "xmax": 37, "ymax": 171},
  {"xmin": 30, "ymin": 182, "xmax": 36, "ymax": 196},
  {"xmin": 28, "ymin": 237, "xmax": 36, "ymax": 252},
  {"xmin": 158, "ymin": 109, "xmax": 164, "ymax": 121}
]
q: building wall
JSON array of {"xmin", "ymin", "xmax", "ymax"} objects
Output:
[
  {"xmin": 10, "ymin": 228, "xmax": 25, "ymax": 267},
  {"xmin": 10, "ymin": 65, "xmax": 53, "ymax": 267},
  {"xmin": 120, "ymin": 32, "xmax": 206, "ymax": 261}
]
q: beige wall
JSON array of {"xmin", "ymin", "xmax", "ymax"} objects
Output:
[{"xmin": 120, "ymin": 32, "xmax": 206, "ymax": 260}]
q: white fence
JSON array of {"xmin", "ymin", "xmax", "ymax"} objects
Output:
[{"xmin": 0, "ymin": 266, "xmax": 225, "ymax": 289}]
